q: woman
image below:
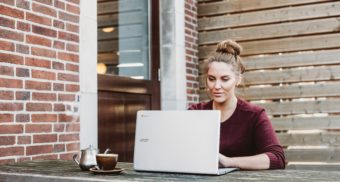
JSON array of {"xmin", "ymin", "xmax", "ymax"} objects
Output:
[{"xmin": 189, "ymin": 40, "xmax": 285, "ymax": 170}]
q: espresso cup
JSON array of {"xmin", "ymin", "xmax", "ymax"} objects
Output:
[{"xmin": 96, "ymin": 153, "xmax": 118, "ymax": 170}]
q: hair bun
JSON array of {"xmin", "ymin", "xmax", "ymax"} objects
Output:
[{"xmin": 216, "ymin": 39, "xmax": 242, "ymax": 55}]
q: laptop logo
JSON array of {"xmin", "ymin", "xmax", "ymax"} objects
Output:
[
  {"xmin": 141, "ymin": 114, "xmax": 149, "ymax": 118},
  {"xmin": 139, "ymin": 138, "xmax": 149, "ymax": 142}
]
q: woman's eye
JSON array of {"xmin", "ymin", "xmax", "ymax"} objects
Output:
[{"xmin": 208, "ymin": 77, "xmax": 215, "ymax": 81}]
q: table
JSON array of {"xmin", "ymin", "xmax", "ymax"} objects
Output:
[{"xmin": 0, "ymin": 160, "xmax": 339, "ymax": 182}]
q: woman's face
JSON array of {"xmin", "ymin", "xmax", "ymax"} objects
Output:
[{"xmin": 206, "ymin": 62, "xmax": 240, "ymax": 104}]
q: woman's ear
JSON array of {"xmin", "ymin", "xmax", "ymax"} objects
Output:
[{"xmin": 236, "ymin": 74, "xmax": 242, "ymax": 86}]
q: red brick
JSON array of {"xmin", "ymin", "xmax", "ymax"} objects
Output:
[
  {"xmin": 32, "ymin": 2, "xmax": 57, "ymax": 17},
  {"xmin": 52, "ymin": 61, "xmax": 64, "ymax": 70},
  {"xmin": 0, "ymin": 28, "xmax": 24, "ymax": 42},
  {"xmin": 0, "ymin": 158, "xmax": 15, "ymax": 164},
  {"xmin": 34, "ymin": 0, "xmax": 53, "ymax": 6},
  {"xmin": 0, "ymin": 78, "xmax": 23, "ymax": 88},
  {"xmin": 0, "ymin": 16, "xmax": 15, "ymax": 28},
  {"xmin": 66, "ymin": 3, "xmax": 80, "ymax": 14},
  {"xmin": 16, "ymin": 114, "xmax": 30, "ymax": 122},
  {"xmin": 32, "ymin": 69, "xmax": 56, "ymax": 80},
  {"xmin": 0, "ymin": 91, "xmax": 14, "ymax": 100},
  {"xmin": 32, "ymin": 47, "xmax": 56, "ymax": 58},
  {"xmin": 26, "ymin": 34, "xmax": 52, "ymax": 47},
  {"xmin": 32, "ymin": 25, "xmax": 57, "ymax": 37},
  {"xmin": 0, "ymin": 40, "xmax": 14, "ymax": 52},
  {"xmin": 32, "ymin": 154, "xmax": 58, "ymax": 160},
  {"xmin": 59, "ymin": 133, "xmax": 79, "ymax": 142},
  {"xmin": 58, "ymin": 73, "xmax": 79, "ymax": 82},
  {"xmin": 53, "ymin": 144, "xmax": 65, "ymax": 153},
  {"xmin": 16, "ymin": 0, "xmax": 30, "ymax": 10},
  {"xmin": 26, "ymin": 144, "xmax": 53, "ymax": 155},
  {"xmin": 53, "ymin": 40, "xmax": 65, "ymax": 50},
  {"xmin": 32, "ymin": 92, "xmax": 56, "ymax": 101},
  {"xmin": 58, "ymin": 114, "xmax": 75, "ymax": 122},
  {"xmin": 53, "ymin": 83, "xmax": 64, "ymax": 91},
  {"xmin": 33, "ymin": 134, "xmax": 57, "ymax": 143},
  {"xmin": 26, "ymin": 103, "xmax": 52, "ymax": 111},
  {"xmin": 59, "ymin": 11, "xmax": 79, "ymax": 23},
  {"xmin": 54, "ymin": 103, "xmax": 65, "ymax": 111},
  {"xmin": 27, "ymin": 12, "xmax": 52, "ymax": 26},
  {"xmin": 17, "ymin": 21, "xmax": 31, "ymax": 32},
  {"xmin": 0, "ymin": 124, "xmax": 23, "ymax": 134},
  {"xmin": 16, "ymin": 67, "xmax": 30, "ymax": 77},
  {"xmin": 0, "ymin": 0, "xmax": 14, "ymax": 5},
  {"xmin": 53, "ymin": 19, "xmax": 64, "ymax": 29},
  {"xmin": 58, "ymin": 94, "xmax": 75, "ymax": 101},
  {"xmin": 0, "ymin": 136, "xmax": 15, "ymax": 145},
  {"xmin": 60, "ymin": 152, "xmax": 75, "ymax": 160},
  {"xmin": 25, "ymin": 57, "xmax": 51, "ymax": 69},
  {"xmin": 0, "ymin": 146, "xmax": 24, "ymax": 157},
  {"xmin": 58, "ymin": 31, "xmax": 78, "ymax": 42},
  {"xmin": 54, "ymin": 123, "xmax": 64, "ymax": 132},
  {"xmin": 66, "ymin": 0, "xmax": 80, "ymax": 5},
  {"xmin": 66, "ymin": 123, "xmax": 79, "ymax": 132},
  {"xmin": 0, "ymin": 65, "xmax": 14, "ymax": 76},
  {"xmin": 17, "ymin": 157, "xmax": 31, "ymax": 163},
  {"xmin": 25, "ymin": 124, "xmax": 52, "ymax": 133},
  {"xmin": 18, "ymin": 136, "xmax": 31, "ymax": 144},
  {"xmin": 66, "ymin": 23, "xmax": 78, "ymax": 33},
  {"xmin": 0, "ymin": 4, "xmax": 24, "ymax": 19},
  {"xmin": 16, "ymin": 91, "xmax": 30, "ymax": 100},
  {"xmin": 66, "ymin": 43, "xmax": 78, "ymax": 52},
  {"xmin": 0, "ymin": 52, "xmax": 24, "ymax": 64},
  {"xmin": 31, "ymin": 114, "xmax": 57, "ymax": 122},
  {"xmin": 58, "ymin": 52, "xmax": 78, "ymax": 62},
  {"xmin": 66, "ymin": 142, "xmax": 79, "ymax": 151},
  {"xmin": 0, "ymin": 114, "xmax": 13, "ymax": 123},
  {"xmin": 16, "ymin": 44, "xmax": 29, "ymax": 54},
  {"xmin": 66, "ymin": 84, "xmax": 79, "ymax": 92},
  {"xmin": 54, "ymin": 0, "xmax": 65, "ymax": 9}
]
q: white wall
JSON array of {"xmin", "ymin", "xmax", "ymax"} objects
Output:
[
  {"xmin": 160, "ymin": 0, "xmax": 187, "ymax": 110},
  {"xmin": 79, "ymin": 0, "xmax": 98, "ymax": 149}
]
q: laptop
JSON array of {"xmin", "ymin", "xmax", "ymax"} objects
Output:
[{"xmin": 133, "ymin": 110, "xmax": 238, "ymax": 175}]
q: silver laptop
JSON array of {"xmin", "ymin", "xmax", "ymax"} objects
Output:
[{"xmin": 133, "ymin": 110, "xmax": 238, "ymax": 175}]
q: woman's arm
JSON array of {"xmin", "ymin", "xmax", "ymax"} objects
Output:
[{"xmin": 219, "ymin": 153, "xmax": 270, "ymax": 170}]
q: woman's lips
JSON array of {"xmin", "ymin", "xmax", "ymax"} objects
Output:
[{"xmin": 213, "ymin": 92, "xmax": 223, "ymax": 97}]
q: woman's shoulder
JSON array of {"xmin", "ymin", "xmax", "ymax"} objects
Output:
[
  {"xmin": 237, "ymin": 98, "xmax": 264, "ymax": 114},
  {"xmin": 188, "ymin": 100, "xmax": 213, "ymax": 110}
]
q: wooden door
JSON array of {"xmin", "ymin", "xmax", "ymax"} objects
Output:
[{"xmin": 97, "ymin": 0, "xmax": 160, "ymax": 162}]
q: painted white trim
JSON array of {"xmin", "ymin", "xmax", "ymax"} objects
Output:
[
  {"xmin": 159, "ymin": 0, "xmax": 187, "ymax": 110},
  {"xmin": 79, "ymin": 0, "xmax": 98, "ymax": 149}
]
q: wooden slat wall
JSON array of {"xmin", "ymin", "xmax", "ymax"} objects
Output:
[{"xmin": 198, "ymin": 0, "xmax": 340, "ymax": 170}]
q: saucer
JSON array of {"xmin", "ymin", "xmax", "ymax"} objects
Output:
[{"xmin": 89, "ymin": 167, "xmax": 124, "ymax": 174}]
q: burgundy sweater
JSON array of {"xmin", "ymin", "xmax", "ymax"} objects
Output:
[{"xmin": 189, "ymin": 98, "xmax": 285, "ymax": 169}]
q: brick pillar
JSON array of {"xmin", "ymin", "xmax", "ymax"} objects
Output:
[
  {"xmin": 185, "ymin": 0, "xmax": 199, "ymax": 105},
  {"xmin": 0, "ymin": 0, "xmax": 80, "ymax": 164}
]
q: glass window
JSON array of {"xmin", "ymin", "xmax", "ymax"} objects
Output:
[{"xmin": 97, "ymin": 0, "xmax": 150, "ymax": 80}]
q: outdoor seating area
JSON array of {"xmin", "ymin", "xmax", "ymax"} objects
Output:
[{"xmin": 1, "ymin": 0, "xmax": 340, "ymax": 181}]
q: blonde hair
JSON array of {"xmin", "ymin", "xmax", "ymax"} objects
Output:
[{"xmin": 203, "ymin": 39, "xmax": 245, "ymax": 75}]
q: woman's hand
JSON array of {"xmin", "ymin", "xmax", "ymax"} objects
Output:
[
  {"xmin": 219, "ymin": 153, "xmax": 237, "ymax": 168},
  {"xmin": 219, "ymin": 153, "xmax": 270, "ymax": 170}
]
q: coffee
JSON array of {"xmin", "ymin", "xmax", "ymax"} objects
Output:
[{"xmin": 96, "ymin": 154, "xmax": 118, "ymax": 170}]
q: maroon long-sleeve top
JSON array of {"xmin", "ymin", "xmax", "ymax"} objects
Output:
[{"xmin": 189, "ymin": 98, "xmax": 285, "ymax": 169}]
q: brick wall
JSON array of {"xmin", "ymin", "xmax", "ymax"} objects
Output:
[
  {"xmin": 0, "ymin": 0, "xmax": 80, "ymax": 164},
  {"xmin": 185, "ymin": 0, "xmax": 199, "ymax": 105}
]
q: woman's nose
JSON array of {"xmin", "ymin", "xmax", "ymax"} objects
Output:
[{"xmin": 214, "ymin": 80, "xmax": 222, "ymax": 89}]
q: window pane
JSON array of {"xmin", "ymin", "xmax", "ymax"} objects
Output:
[{"xmin": 97, "ymin": 0, "xmax": 150, "ymax": 80}]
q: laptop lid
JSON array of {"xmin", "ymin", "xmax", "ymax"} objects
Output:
[{"xmin": 133, "ymin": 110, "xmax": 222, "ymax": 175}]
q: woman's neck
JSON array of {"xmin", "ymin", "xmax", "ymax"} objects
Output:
[{"xmin": 213, "ymin": 96, "xmax": 238, "ymax": 122}]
